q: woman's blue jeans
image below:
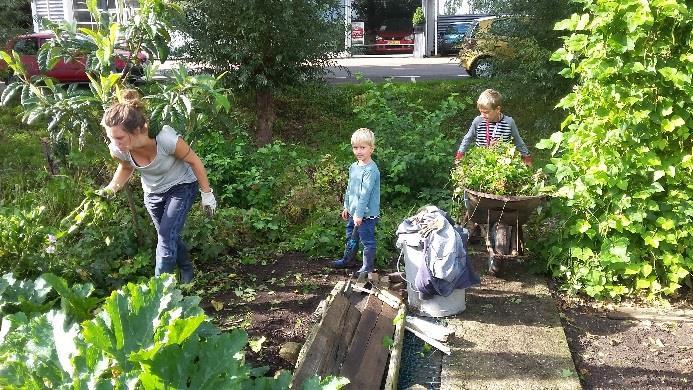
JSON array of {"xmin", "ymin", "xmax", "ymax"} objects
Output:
[
  {"xmin": 345, "ymin": 216, "xmax": 379, "ymax": 273},
  {"xmin": 144, "ymin": 181, "xmax": 198, "ymax": 283}
]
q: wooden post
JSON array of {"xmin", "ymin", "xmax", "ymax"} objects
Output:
[{"xmin": 40, "ymin": 137, "xmax": 59, "ymax": 175}]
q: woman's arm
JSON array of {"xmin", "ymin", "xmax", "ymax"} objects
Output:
[
  {"xmin": 173, "ymin": 138, "xmax": 211, "ymax": 193},
  {"xmin": 106, "ymin": 159, "xmax": 135, "ymax": 192}
]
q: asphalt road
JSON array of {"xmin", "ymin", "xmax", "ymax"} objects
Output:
[
  {"xmin": 0, "ymin": 55, "xmax": 468, "ymax": 95},
  {"xmin": 325, "ymin": 54, "xmax": 469, "ymax": 83}
]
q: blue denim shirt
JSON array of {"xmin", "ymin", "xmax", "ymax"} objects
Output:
[{"xmin": 343, "ymin": 161, "xmax": 380, "ymax": 218}]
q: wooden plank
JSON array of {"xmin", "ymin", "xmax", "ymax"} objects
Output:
[
  {"xmin": 405, "ymin": 325, "xmax": 452, "ymax": 355},
  {"xmin": 383, "ymin": 305, "xmax": 406, "ymax": 390},
  {"xmin": 339, "ymin": 295, "xmax": 383, "ymax": 382},
  {"xmin": 405, "ymin": 315, "xmax": 453, "ymax": 342},
  {"xmin": 320, "ymin": 303, "xmax": 362, "ymax": 374},
  {"xmin": 351, "ymin": 284, "xmax": 401, "ymax": 309},
  {"xmin": 606, "ymin": 308, "xmax": 693, "ymax": 323},
  {"xmin": 347, "ymin": 301, "xmax": 397, "ymax": 390},
  {"xmin": 293, "ymin": 281, "xmax": 345, "ymax": 376},
  {"xmin": 292, "ymin": 292, "xmax": 351, "ymax": 387}
]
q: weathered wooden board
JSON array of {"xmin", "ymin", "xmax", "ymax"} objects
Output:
[
  {"xmin": 383, "ymin": 305, "xmax": 406, "ymax": 390},
  {"xmin": 319, "ymin": 302, "xmax": 362, "ymax": 374},
  {"xmin": 347, "ymin": 303, "xmax": 397, "ymax": 390},
  {"xmin": 292, "ymin": 286, "xmax": 351, "ymax": 387},
  {"xmin": 606, "ymin": 307, "xmax": 693, "ymax": 323},
  {"xmin": 339, "ymin": 295, "xmax": 384, "ymax": 382},
  {"xmin": 293, "ymin": 281, "xmax": 406, "ymax": 390},
  {"xmin": 405, "ymin": 315, "xmax": 453, "ymax": 342}
]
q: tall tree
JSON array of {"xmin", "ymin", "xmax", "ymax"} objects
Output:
[
  {"xmin": 469, "ymin": 0, "xmax": 579, "ymax": 93},
  {"xmin": 0, "ymin": 0, "xmax": 32, "ymax": 44},
  {"xmin": 177, "ymin": 0, "xmax": 346, "ymax": 146}
]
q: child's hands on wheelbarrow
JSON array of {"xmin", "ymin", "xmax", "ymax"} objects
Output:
[
  {"xmin": 522, "ymin": 155, "xmax": 533, "ymax": 166},
  {"xmin": 454, "ymin": 151, "xmax": 464, "ymax": 164}
]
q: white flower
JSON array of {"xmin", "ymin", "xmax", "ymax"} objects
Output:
[{"xmin": 45, "ymin": 245, "xmax": 56, "ymax": 254}]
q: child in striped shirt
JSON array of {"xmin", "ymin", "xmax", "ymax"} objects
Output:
[{"xmin": 454, "ymin": 89, "xmax": 532, "ymax": 165}]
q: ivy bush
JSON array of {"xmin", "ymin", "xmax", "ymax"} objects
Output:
[{"xmin": 538, "ymin": 0, "xmax": 692, "ymax": 298}]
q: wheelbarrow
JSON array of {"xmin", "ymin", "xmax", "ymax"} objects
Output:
[{"xmin": 462, "ymin": 188, "xmax": 546, "ymax": 274}]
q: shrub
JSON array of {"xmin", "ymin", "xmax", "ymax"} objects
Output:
[
  {"xmin": 412, "ymin": 7, "xmax": 425, "ymax": 26},
  {"xmin": 0, "ymin": 207, "xmax": 51, "ymax": 278},
  {"xmin": 353, "ymin": 80, "xmax": 470, "ymax": 208}
]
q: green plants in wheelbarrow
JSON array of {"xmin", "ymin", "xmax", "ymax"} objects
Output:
[{"xmin": 451, "ymin": 142, "xmax": 545, "ymax": 197}]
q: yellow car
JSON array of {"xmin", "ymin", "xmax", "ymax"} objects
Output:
[{"xmin": 458, "ymin": 16, "xmax": 515, "ymax": 77}]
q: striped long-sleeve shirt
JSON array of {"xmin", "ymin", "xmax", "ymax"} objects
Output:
[{"xmin": 457, "ymin": 114, "xmax": 530, "ymax": 156}]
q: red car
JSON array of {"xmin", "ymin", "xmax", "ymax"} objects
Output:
[
  {"xmin": 373, "ymin": 18, "xmax": 414, "ymax": 54},
  {"xmin": 1, "ymin": 32, "xmax": 147, "ymax": 83}
]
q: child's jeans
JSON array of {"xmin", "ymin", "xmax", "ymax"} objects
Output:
[
  {"xmin": 345, "ymin": 216, "xmax": 379, "ymax": 273},
  {"xmin": 144, "ymin": 181, "xmax": 198, "ymax": 283}
]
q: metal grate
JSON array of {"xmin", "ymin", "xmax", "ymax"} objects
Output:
[{"xmin": 397, "ymin": 330, "xmax": 443, "ymax": 390}]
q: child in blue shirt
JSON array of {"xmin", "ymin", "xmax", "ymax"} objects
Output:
[{"xmin": 330, "ymin": 128, "xmax": 381, "ymax": 276}]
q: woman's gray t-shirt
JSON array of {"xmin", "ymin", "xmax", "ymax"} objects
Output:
[{"xmin": 108, "ymin": 125, "xmax": 196, "ymax": 194}]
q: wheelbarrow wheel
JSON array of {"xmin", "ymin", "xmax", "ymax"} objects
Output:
[
  {"xmin": 492, "ymin": 223, "xmax": 512, "ymax": 256},
  {"xmin": 487, "ymin": 223, "xmax": 512, "ymax": 275},
  {"xmin": 488, "ymin": 256, "xmax": 499, "ymax": 275}
]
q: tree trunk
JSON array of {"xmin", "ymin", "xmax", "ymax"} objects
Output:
[
  {"xmin": 255, "ymin": 89, "xmax": 275, "ymax": 146},
  {"xmin": 125, "ymin": 184, "xmax": 144, "ymax": 247},
  {"xmin": 40, "ymin": 137, "xmax": 59, "ymax": 175}
]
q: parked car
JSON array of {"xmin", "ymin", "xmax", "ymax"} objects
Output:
[
  {"xmin": 459, "ymin": 16, "xmax": 515, "ymax": 77},
  {"xmin": 0, "ymin": 32, "xmax": 148, "ymax": 83},
  {"xmin": 373, "ymin": 18, "xmax": 414, "ymax": 54},
  {"xmin": 438, "ymin": 21, "xmax": 473, "ymax": 55}
]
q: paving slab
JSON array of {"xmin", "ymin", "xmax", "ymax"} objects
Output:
[{"xmin": 440, "ymin": 247, "xmax": 581, "ymax": 390}]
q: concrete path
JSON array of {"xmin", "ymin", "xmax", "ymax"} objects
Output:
[{"xmin": 439, "ymin": 245, "xmax": 581, "ymax": 389}]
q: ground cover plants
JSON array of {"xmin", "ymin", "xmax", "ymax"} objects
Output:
[{"xmin": 0, "ymin": 273, "xmax": 344, "ymax": 388}]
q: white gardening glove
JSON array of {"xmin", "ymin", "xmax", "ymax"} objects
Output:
[
  {"xmin": 200, "ymin": 188, "xmax": 217, "ymax": 216},
  {"xmin": 95, "ymin": 183, "xmax": 120, "ymax": 199}
]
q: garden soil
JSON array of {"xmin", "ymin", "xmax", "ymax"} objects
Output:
[{"xmin": 198, "ymin": 248, "xmax": 693, "ymax": 389}]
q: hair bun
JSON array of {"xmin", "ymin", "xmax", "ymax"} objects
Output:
[{"xmin": 120, "ymin": 89, "xmax": 144, "ymax": 109}]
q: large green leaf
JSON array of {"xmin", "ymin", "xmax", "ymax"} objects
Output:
[
  {"xmin": 82, "ymin": 276, "xmax": 203, "ymax": 370},
  {"xmin": 0, "ymin": 81, "xmax": 23, "ymax": 106},
  {"xmin": 138, "ymin": 330, "xmax": 251, "ymax": 389},
  {"xmin": 40, "ymin": 273, "xmax": 100, "ymax": 322},
  {"xmin": 0, "ymin": 273, "xmax": 54, "ymax": 317}
]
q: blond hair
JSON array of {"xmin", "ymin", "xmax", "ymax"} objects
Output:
[
  {"xmin": 351, "ymin": 127, "xmax": 375, "ymax": 147},
  {"xmin": 476, "ymin": 89, "xmax": 503, "ymax": 110},
  {"xmin": 101, "ymin": 89, "xmax": 147, "ymax": 134}
]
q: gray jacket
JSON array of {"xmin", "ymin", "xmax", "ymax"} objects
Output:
[{"xmin": 396, "ymin": 206, "xmax": 479, "ymax": 298}]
